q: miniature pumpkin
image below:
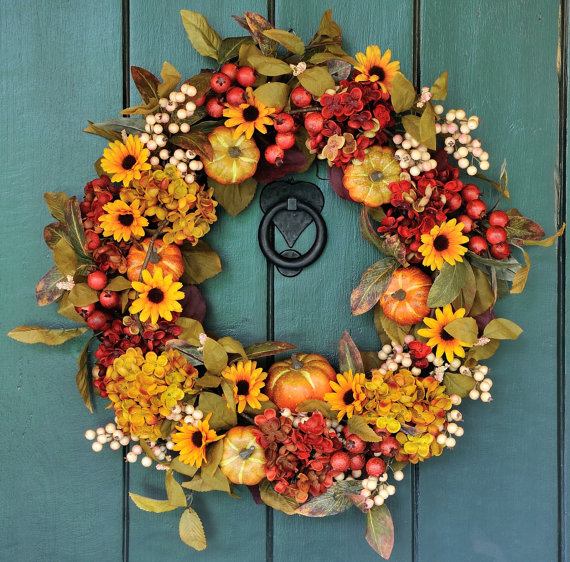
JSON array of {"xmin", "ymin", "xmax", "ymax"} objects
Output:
[
  {"xmin": 203, "ymin": 126, "xmax": 260, "ymax": 185},
  {"xmin": 266, "ymin": 353, "xmax": 336, "ymax": 411},
  {"xmin": 126, "ymin": 238, "xmax": 184, "ymax": 281},
  {"xmin": 342, "ymin": 146, "xmax": 400, "ymax": 207},
  {"xmin": 219, "ymin": 426, "xmax": 266, "ymax": 485},
  {"xmin": 380, "ymin": 267, "xmax": 432, "ymax": 326}
]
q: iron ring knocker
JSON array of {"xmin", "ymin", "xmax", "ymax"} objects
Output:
[{"xmin": 258, "ymin": 198, "xmax": 327, "ymax": 276}]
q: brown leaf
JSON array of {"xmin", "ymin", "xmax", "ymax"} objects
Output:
[
  {"xmin": 35, "ymin": 267, "xmax": 66, "ymax": 306},
  {"xmin": 170, "ymin": 131, "xmax": 213, "ymax": 161},
  {"xmin": 244, "ymin": 341, "xmax": 296, "ymax": 360},
  {"xmin": 351, "ymin": 258, "xmax": 398, "ymax": 315},
  {"xmin": 180, "ymin": 240, "xmax": 222, "ymax": 285},
  {"xmin": 234, "ymin": 12, "xmax": 276, "ymax": 56},
  {"xmin": 366, "ymin": 504, "xmax": 395, "ymax": 559},
  {"xmin": 76, "ymin": 339, "xmax": 93, "ymax": 413},
  {"xmin": 338, "ymin": 331, "xmax": 364, "ymax": 373},
  {"xmin": 8, "ymin": 326, "xmax": 87, "ymax": 345},
  {"xmin": 131, "ymin": 66, "xmax": 160, "ymax": 104}
]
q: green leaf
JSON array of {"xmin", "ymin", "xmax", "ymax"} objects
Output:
[
  {"xmin": 44, "ymin": 222, "xmax": 68, "ymax": 250},
  {"xmin": 470, "ymin": 267, "xmax": 495, "ymax": 315},
  {"xmin": 430, "ymin": 70, "xmax": 448, "ymax": 100},
  {"xmin": 76, "ymin": 338, "xmax": 93, "ymax": 413},
  {"xmin": 179, "ymin": 508, "xmax": 207, "ymax": 551},
  {"xmin": 35, "ymin": 267, "xmax": 66, "ymax": 306},
  {"xmin": 131, "ymin": 66, "xmax": 159, "ymax": 104},
  {"xmin": 419, "ymin": 103, "xmax": 436, "ymax": 150},
  {"xmin": 203, "ymin": 337, "xmax": 229, "ymax": 374},
  {"xmin": 105, "ymin": 275, "xmax": 132, "ymax": 291},
  {"xmin": 442, "ymin": 373, "xmax": 476, "ymax": 398},
  {"xmin": 361, "ymin": 350, "xmax": 383, "ymax": 372},
  {"xmin": 253, "ymin": 82, "xmax": 290, "ymax": 111},
  {"xmin": 296, "ymin": 480, "xmax": 361, "ymax": 517},
  {"xmin": 166, "ymin": 471, "xmax": 187, "ymax": 508},
  {"xmin": 63, "ymin": 197, "xmax": 89, "ymax": 260},
  {"xmin": 347, "ymin": 416, "xmax": 381, "ymax": 442},
  {"xmin": 180, "ymin": 10, "xmax": 222, "ymax": 60},
  {"xmin": 467, "ymin": 339, "xmax": 500, "ymax": 361},
  {"xmin": 202, "ymin": 439, "xmax": 225, "ymax": 478},
  {"xmin": 338, "ymin": 330, "xmax": 364, "ymax": 373},
  {"xmin": 244, "ymin": 341, "xmax": 296, "ymax": 360},
  {"xmin": 468, "ymin": 252, "xmax": 522, "ymax": 283},
  {"xmin": 170, "ymin": 458, "xmax": 199, "ymax": 478},
  {"xmin": 170, "ymin": 131, "xmax": 213, "ymax": 161},
  {"xmin": 85, "ymin": 118, "xmax": 147, "ymax": 140},
  {"xmin": 366, "ymin": 504, "xmax": 395, "ymax": 560},
  {"xmin": 350, "ymin": 258, "xmax": 398, "ymax": 315},
  {"xmin": 8, "ymin": 326, "xmax": 87, "ymax": 346},
  {"xmin": 210, "ymin": 178, "xmax": 257, "ymax": 216},
  {"xmin": 444, "ymin": 317, "xmax": 478, "ymax": 345},
  {"xmin": 198, "ymin": 392, "xmax": 236, "ymax": 431},
  {"xmin": 402, "ymin": 114, "xmax": 421, "ymax": 143},
  {"xmin": 262, "ymin": 29, "xmax": 304, "ymax": 55},
  {"xmin": 452, "ymin": 259, "xmax": 476, "ymax": 314},
  {"xmin": 217, "ymin": 36, "xmax": 252, "ymax": 63},
  {"xmin": 296, "ymin": 399, "xmax": 336, "ymax": 419},
  {"xmin": 298, "ymin": 66, "xmax": 335, "ymax": 96},
  {"xmin": 68, "ymin": 283, "xmax": 99, "ymax": 307},
  {"xmin": 388, "ymin": 72, "xmax": 416, "ymax": 113},
  {"xmin": 259, "ymin": 480, "xmax": 298, "ymax": 515},
  {"xmin": 180, "ymin": 240, "xmax": 222, "ymax": 285},
  {"xmin": 176, "ymin": 317, "xmax": 204, "ymax": 346},
  {"xmin": 510, "ymin": 248, "xmax": 531, "ymax": 294},
  {"xmin": 129, "ymin": 493, "xmax": 178, "ymax": 513},
  {"xmin": 53, "ymin": 238, "xmax": 78, "ymax": 276},
  {"xmin": 483, "ymin": 318, "xmax": 523, "ymax": 340},
  {"xmin": 427, "ymin": 261, "xmax": 468, "ymax": 308},
  {"xmin": 44, "ymin": 192, "xmax": 70, "ymax": 222},
  {"xmin": 181, "ymin": 468, "xmax": 231, "ymax": 493},
  {"xmin": 218, "ymin": 336, "xmax": 247, "ymax": 359},
  {"xmin": 249, "ymin": 54, "xmax": 293, "ymax": 76}
]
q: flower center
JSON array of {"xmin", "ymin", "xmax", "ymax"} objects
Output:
[
  {"xmin": 147, "ymin": 288, "xmax": 164, "ymax": 303},
  {"xmin": 242, "ymin": 105, "xmax": 260, "ymax": 122},
  {"xmin": 440, "ymin": 328, "xmax": 455, "ymax": 341},
  {"xmin": 236, "ymin": 380, "xmax": 250, "ymax": 396},
  {"xmin": 343, "ymin": 390, "xmax": 354, "ymax": 405},
  {"xmin": 228, "ymin": 146, "xmax": 243, "ymax": 158},
  {"xmin": 191, "ymin": 431, "xmax": 203, "ymax": 447},
  {"xmin": 369, "ymin": 66, "xmax": 386, "ymax": 81},
  {"xmin": 118, "ymin": 213, "xmax": 134, "ymax": 226},
  {"xmin": 122, "ymin": 155, "xmax": 137, "ymax": 170},
  {"xmin": 369, "ymin": 170, "xmax": 384, "ymax": 182},
  {"xmin": 433, "ymin": 234, "xmax": 449, "ymax": 251}
]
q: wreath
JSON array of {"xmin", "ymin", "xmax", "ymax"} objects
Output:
[{"xmin": 9, "ymin": 9, "xmax": 564, "ymax": 559}]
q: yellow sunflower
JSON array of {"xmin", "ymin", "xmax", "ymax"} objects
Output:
[
  {"xmin": 223, "ymin": 87, "xmax": 276, "ymax": 139},
  {"xmin": 417, "ymin": 304, "xmax": 473, "ymax": 362},
  {"xmin": 98, "ymin": 199, "xmax": 148, "ymax": 242},
  {"xmin": 418, "ymin": 218, "xmax": 469, "ymax": 271},
  {"xmin": 324, "ymin": 370, "xmax": 366, "ymax": 421},
  {"xmin": 354, "ymin": 45, "xmax": 400, "ymax": 91},
  {"xmin": 101, "ymin": 134, "xmax": 151, "ymax": 186},
  {"xmin": 222, "ymin": 360, "xmax": 269, "ymax": 413},
  {"xmin": 129, "ymin": 267, "xmax": 184, "ymax": 324},
  {"xmin": 171, "ymin": 414, "xmax": 223, "ymax": 468}
]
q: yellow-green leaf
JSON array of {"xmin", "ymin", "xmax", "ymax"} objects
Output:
[
  {"xmin": 166, "ymin": 470, "xmax": 187, "ymax": 508},
  {"xmin": 210, "ymin": 178, "xmax": 257, "ymax": 216},
  {"xmin": 419, "ymin": 103, "xmax": 436, "ymax": 150},
  {"xmin": 262, "ymin": 29, "xmax": 304, "ymax": 55},
  {"xmin": 176, "ymin": 317, "xmax": 204, "ymax": 346},
  {"xmin": 57, "ymin": 293, "xmax": 86, "ymax": 323},
  {"xmin": 129, "ymin": 493, "xmax": 178, "ymax": 513},
  {"xmin": 170, "ymin": 457, "xmax": 199, "ymax": 478},
  {"xmin": 444, "ymin": 317, "xmax": 478, "ymax": 345},
  {"xmin": 510, "ymin": 248, "xmax": 530, "ymax": 294},
  {"xmin": 218, "ymin": 336, "xmax": 247, "ymax": 359},
  {"xmin": 402, "ymin": 114, "xmax": 420, "ymax": 142},
  {"xmin": 259, "ymin": 479, "xmax": 298, "ymax": 514},
  {"xmin": 298, "ymin": 66, "xmax": 335, "ymax": 97},
  {"xmin": 253, "ymin": 82, "xmax": 290, "ymax": 111},
  {"xmin": 198, "ymin": 392, "xmax": 236, "ymax": 430},
  {"xmin": 203, "ymin": 337, "xmax": 229, "ymax": 374},
  {"xmin": 202, "ymin": 439, "xmax": 224, "ymax": 478},
  {"xmin": 68, "ymin": 283, "xmax": 99, "ymax": 307},
  {"xmin": 483, "ymin": 318, "xmax": 523, "ymax": 340},
  {"xmin": 427, "ymin": 261, "xmax": 468, "ymax": 308},
  {"xmin": 179, "ymin": 508, "xmax": 207, "ymax": 551},
  {"xmin": 181, "ymin": 468, "xmax": 231, "ymax": 493},
  {"xmin": 443, "ymin": 373, "xmax": 476, "ymax": 398},
  {"xmin": 53, "ymin": 238, "xmax": 79, "ymax": 276},
  {"xmin": 388, "ymin": 72, "xmax": 416, "ymax": 113},
  {"xmin": 430, "ymin": 70, "xmax": 448, "ymax": 100},
  {"xmin": 366, "ymin": 504, "xmax": 394, "ymax": 560},
  {"xmin": 467, "ymin": 339, "xmax": 500, "ymax": 361},
  {"xmin": 180, "ymin": 240, "xmax": 222, "ymax": 285},
  {"xmin": 249, "ymin": 54, "xmax": 293, "ymax": 76},
  {"xmin": 8, "ymin": 326, "xmax": 87, "ymax": 346},
  {"xmin": 296, "ymin": 399, "xmax": 336, "ymax": 419},
  {"xmin": 105, "ymin": 275, "xmax": 132, "ymax": 292},
  {"xmin": 470, "ymin": 267, "xmax": 495, "ymax": 315},
  {"xmin": 44, "ymin": 192, "xmax": 69, "ymax": 222},
  {"xmin": 347, "ymin": 416, "xmax": 381, "ymax": 442},
  {"xmin": 180, "ymin": 10, "xmax": 221, "ymax": 60}
]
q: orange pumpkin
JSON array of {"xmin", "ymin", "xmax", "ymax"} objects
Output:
[
  {"xmin": 380, "ymin": 267, "xmax": 432, "ymax": 326},
  {"xmin": 126, "ymin": 238, "xmax": 185, "ymax": 282},
  {"xmin": 219, "ymin": 426, "xmax": 266, "ymax": 485},
  {"xmin": 266, "ymin": 354, "xmax": 336, "ymax": 411}
]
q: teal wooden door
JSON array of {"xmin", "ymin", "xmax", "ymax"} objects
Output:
[{"xmin": 1, "ymin": 1, "xmax": 567, "ymax": 561}]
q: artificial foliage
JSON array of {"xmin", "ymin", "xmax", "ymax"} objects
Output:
[{"xmin": 10, "ymin": 9, "xmax": 565, "ymax": 559}]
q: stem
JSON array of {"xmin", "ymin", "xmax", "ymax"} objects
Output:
[
  {"xmin": 288, "ymin": 106, "xmax": 320, "ymax": 115},
  {"xmin": 291, "ymin": 354, "xmax": 303, "ymax": 369},
  {"xmin": 139, "ymin": 220, "xmax": 168, "ymax": 281}
]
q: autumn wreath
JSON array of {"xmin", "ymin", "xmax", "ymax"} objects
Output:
[{"xmin": 10, "ymin": 9, "xmax": 564, "ymax": 559}]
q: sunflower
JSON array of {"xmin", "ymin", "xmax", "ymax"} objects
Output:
[
  {"xmin": 171, "ymin": 414, "xmax": 223, "ymax": 467},
  {"xmin": 98, "ymin": 199, "xmax": 148, "ymax": 242},
  {"xmin": 222, "ymin": 360, "xmax": 269, "ymax": 413},
  {"xmin": 223, "ymin": 87, "xmax": 276, "ymax": 139},
  {"xmin": 417, "ymin": 304, "xmax": 473, "ymax": 362},
  {"xmin": 324, "ymin": 370, "xmax": 366, "ymax": 421},
  {"xmin": 129, "ymin": 267, "xmax": 184, "ymax": 324},
  {"xmin": 354, "ymin": 45, "xmax": 400, "ymax": 92},
  {"xmin": 418, "ymin": 218, "xmax": 469, "ymax": 271},
  {"xmin": 101, "ymin": 134, "xmax": 151, "ymax": 187}
]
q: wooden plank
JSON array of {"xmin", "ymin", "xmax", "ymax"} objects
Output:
[
  {"xmin": 127, "ymin": 1, "xmax": 268, "ymax": 560},
  {"xmin": 0, "ymin": 1, "xmax": 123, "ymax": 560},
  {"xmin": 419, "ymin": 1, "xmax": 560, "ymax": 560},
  {"xmin": 271, "ymin": 2, "xmax": 414, "ymax": 561}
]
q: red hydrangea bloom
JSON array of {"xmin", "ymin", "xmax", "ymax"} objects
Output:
[{"xmin": 408, "ymin": 340, "xmax": 432, "ymax": 370}]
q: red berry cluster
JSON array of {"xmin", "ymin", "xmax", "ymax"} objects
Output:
[
  {"xmin": 205, "ymin": 63, "xmax": 256, "ymax": 117},
  {"xmin": 468, "ymin": 209, "xmax": 511, "ymax": 260},
  {"xmin": 73, "ymin": 270, "xmax": 121, "ymax": 332}
]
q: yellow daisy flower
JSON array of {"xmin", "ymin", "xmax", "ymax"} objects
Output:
[
  {"xmin": 324, "ymin": 370, "xmax": 366, "ymax": 421},
  {"xmin": 101, "ymin": 134, "xmax": 151, "ymax": 187},
  {"xmin": 129, "ymin": 267, "xmax": 184, "ymax": 324},
  {"xmin": 418, "ymin": 218, "xmax": 469, "ymax": 271},
  {"xmin": 98, "ymin": 199, "xmax": 148, "ymax": 242},
  {"xmin": 222, "ymin": 360, "xmax": 269, "ymax": 413},
  {"xmin": 171, "ymin": 414, "xmax": 223, "ymax": 468},
  {"xmin": 417, "ymin": 304, "xmax": 473, "ymax": 362},
  {"xmin": 354, "ymin": 45, "xmax": 400, "ymax": 91},
  {"xmin": 223, "ymin": 87, "xmax": 276, "ymax": 139}
]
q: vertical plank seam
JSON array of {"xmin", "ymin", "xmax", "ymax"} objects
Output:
[
  {"xmin": 557, "ymin": 1, "xmax": 567, "ymax": 561},
  {"xmin": 411, "ymin": 1, "xmax": 421, "ymax": 561},
  {"xmin": 121, "ymin": 1, "xmax": 130, "ymax": 561}
]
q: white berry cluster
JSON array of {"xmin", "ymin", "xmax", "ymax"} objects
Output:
[
  {"xmin": 436, "ymin": 408, "xmax": 465, "ymax": 450},
  {"xmin": 378, "ymin": 336, "xmax": 417, "ymax": 373},
  {"xmin": 84, "ymin": 422, "xmax": 135, "ymax": 452},
  {"xmin": 359, "ymin": 473, "xmax": 396, "ymax": 509},
  {"xmin": 165, "ymin": 403, "xmax": 204, "ymax": 423},
  {"xmin": 433, "ymin": 105, "xmax": 489, "ymax": 176},
  {"xmin": 466, "ymin": 364, "xmax": 493, "ymax": 402},
  {"xmin": 393, "ymin": 133, "xmax": 438, "ymax": 177},
  {"xmin": 139, "ymin": 83, "xmax": 204, "ymax": 184}
]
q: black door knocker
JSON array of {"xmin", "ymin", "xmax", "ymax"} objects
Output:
[{"xmin": 258, "ymin": 180, "xmax": 327, "ymax": 277}]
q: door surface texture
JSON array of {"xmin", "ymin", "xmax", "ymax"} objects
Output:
[{"xmin": 1, "ymin": 1, "xmax": 568, "ymax": 561}]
